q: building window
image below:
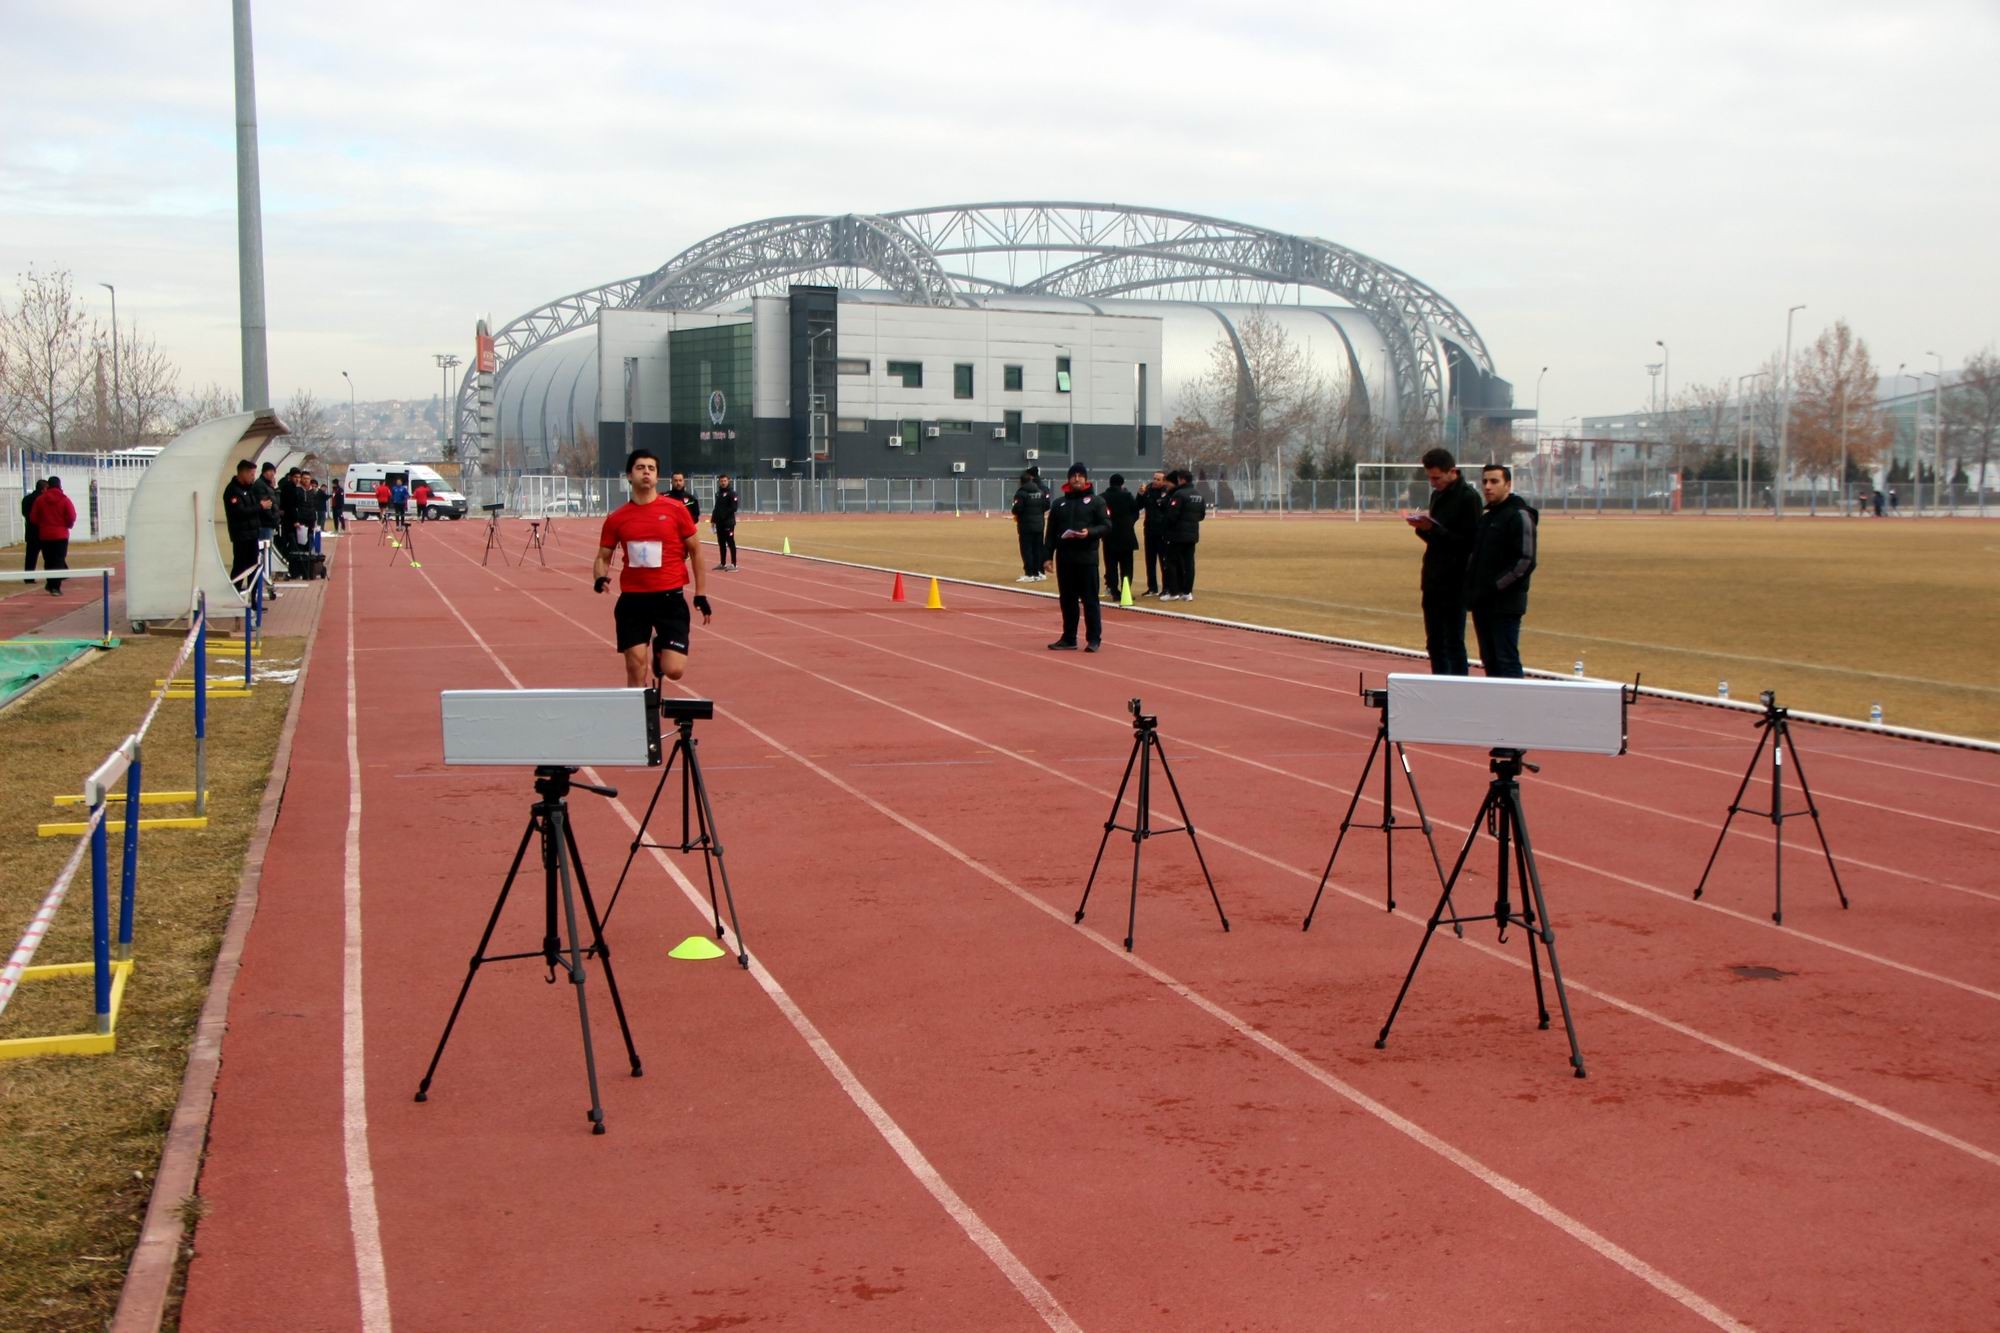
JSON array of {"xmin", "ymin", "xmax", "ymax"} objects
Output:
[
  {"xmin": 938, "ymin": 419, "xmax": 973, "ymax": 434},
  {"xmin": 1056, "ymin": 356, "xmax": 1071, "ymax": 393},
  {"xmin": 900, "ymin": 418, "xmax": 923, "ymax": 454},
  {"xmin": 837, "ymin": 358, "xmax": 870, "ymax": 376},
  {"xmin": 1039, "ymin": 422, "xmax": 1069, "ymax": 452},
  {"xmin": 887, "ymin": 360, "xmax": 923, "ymax": 388},
  {"xmin": 836, "ymin": 416, "xmax": 867, "ymax": 433},
  {"xmin": 1004, "ymin": 410, "xmax": 1022, "ymax": 443},
  {"xmin": 954, "ymin": 363, "xmax": 974, "ymax": 399},
  {"xmin": 1004, "ymin": 364, "xmax": 1023, "ymax": 392}
]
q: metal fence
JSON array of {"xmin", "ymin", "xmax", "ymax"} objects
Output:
[
  {"xmin": 464, "ymin": 472, "xmax": 1997, "ymax": 519},
  {"xmin": 6, "ymin": 448, "xmax": 157, "ymax": 544}
]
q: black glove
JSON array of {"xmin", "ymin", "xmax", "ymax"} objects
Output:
[
  {"xmin": 593, "ymin": 576, "xmax": 609, "ymax": 594},
  {"xmin": 692, "ymin": 595, "xmax": 712, "ymax": 620}
]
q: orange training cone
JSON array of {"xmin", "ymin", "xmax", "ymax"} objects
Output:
[
  {"xmin": 891, "ymin": 572, "xmax": 907, "ymax": 602},
  {"xmin": 924, "ymin": 577, "xmax": 945, "ymax": 610}
]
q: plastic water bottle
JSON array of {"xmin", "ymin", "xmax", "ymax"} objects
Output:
[
  {"xmin": 1573, "ymin": 659, "xmax": 1585, "ymax": 678},
  {"xmin": 1718, "ymin": 680, "xmax": 1729, "ymax": 700},
  {"xmin": 1870, "ymin": 703, "xmax": 1883, "ymax": 726}
]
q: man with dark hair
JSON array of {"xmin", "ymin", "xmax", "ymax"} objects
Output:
[
  {"xmin": 1041, "ymin": 461, "xmax": 1111, "ymax": 651},
  {"xmin": 1465, "ymin": 463, "xmax": 1538, "ymax": 678},
  {"xmin": 330, "ymin": 477, "xmax": 346, "ymax": 531},
  {"xmin": 1010, "ymin": 468, "xmax": 1051, "ymax": 582},
  {"xmin": 594, "ymin": 449, "xmax": 712, "ymax": 685},
  {"xmin": 223, "ymin": 459, "xmax": 264, "ymax": 580},
  {"xmin": 1160, "ymin": 468, "xmax": 1206, "ymax": 601},
  {"xmin": 19, "ymin": 478, "xmax": 46, "ymax": 583},
  {"xmin": 1102, "ymin": 473, "xmax": 1139, "ymax": 600},
  {"xmin": 27, "ymin": 477, "xmax": 76, "ymax": 596},
  {"xmin": 1406, "ymin": 446, "xmax": 1482, "ymax": 675},
  {"xmin": 711, "ymin": 473, "xmax": 740, "ymax": 570},
  {"xmin": 667, "ymin": 472, "xmax": 701, "ymax": 523},
  {"xmin": 1137, "ymin": 469, "xmax": 1169, "ymax": 596}
]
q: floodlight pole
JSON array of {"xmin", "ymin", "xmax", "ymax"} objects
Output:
[
  {"xmin": 1737, "ymin": 371, "xmax": 1767, "ymax": 517},
  {"xmin": 340, "ymin": 370, "xmax": 355, "ymax": 461},
  {"xmin": 434, "ymin": 353, "xmax": 461, "ymax": 458},
  {"xmin": 1926, "ymin": 350, "xmax": 1945, "ymax": 512},
  {"xmin": 99, "ymin": 283, "xmax": 122, "ymax": 447},
  {"xmin": 1776, "ymin": 304, "xmax": 1805, "ymax": 518},
  {"xmin": 1656, "ymin": 341, "xmax": 1671, "ymax": 506},
  {"xmin": 231, "ymin": 0, "xmax": 269, "ymax": 411}
]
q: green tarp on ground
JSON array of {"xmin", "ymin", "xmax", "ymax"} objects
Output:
[{"xmin": 0, "ymin": 639, "xmax": 97, "ymax": 709}]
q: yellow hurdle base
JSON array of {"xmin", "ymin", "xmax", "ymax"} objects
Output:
[
  {"xmin": 0, "ymin": 959, "xmax": 132, "ymax": 1060},
  {"xmin": 163, "ymin": 688, "xmax": 251, "ymax": 700},
  {"xmin": 52, "ymin": 790, "xmax": 205, "ymax": 807},
  {"xmin": 37, "ymin": 815, "xmax": 210, "ymax": 838}
]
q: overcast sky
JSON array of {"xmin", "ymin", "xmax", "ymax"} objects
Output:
[{"xmin": 3, "ymin": 0, "xmax": 1995, "ymax": 426}]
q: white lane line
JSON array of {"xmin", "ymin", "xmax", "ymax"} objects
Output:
[
  {"xmin": 343, "ymin": 565, "xmax": 394, "ymax": 1332},
  {"xmin": 408, "ymin": 554, "xmax": 1079, "ymax": 1333}
]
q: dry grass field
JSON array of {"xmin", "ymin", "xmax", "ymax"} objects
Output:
[{"xmin": 735, "ymin": 513, "xmax": 2000, "ymax": 740}]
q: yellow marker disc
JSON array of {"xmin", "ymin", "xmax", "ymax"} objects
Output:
[{"xmin": 668, "ymin": 935, "xmax": 729, "ymax": 960}]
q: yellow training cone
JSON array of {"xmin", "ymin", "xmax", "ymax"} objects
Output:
[
  {"xmin": 1119, "ymin": 575, "xmax": 1134, "ymax": 608},
  {"xmin": 925, "ymin": 577, "xmax": 945, "ymax": 610},
  {"xmin": 669, "ymin": 935, "xmax": 729, "ymax": 960},
  {"xmin": 409, "ymin": 561, "xmax": 422, "ymax": 568},
  {"xmin": 782, "ymin": 537, "xmax": 792, "ymax": 555}
]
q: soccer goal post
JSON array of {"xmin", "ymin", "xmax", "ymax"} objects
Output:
[{"xmin": 1352, "ymin": 462, "xmax": 1428, "ymax": 521}]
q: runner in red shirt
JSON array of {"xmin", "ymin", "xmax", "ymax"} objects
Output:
[{"xmin": 594, "ymin": 449, "xmax": 711, "ymax": 685}]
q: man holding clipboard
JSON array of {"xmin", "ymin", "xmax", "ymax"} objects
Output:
[{"xmin": 1405, "ymin": 447, "xmax": 1481, "ymax": 675}]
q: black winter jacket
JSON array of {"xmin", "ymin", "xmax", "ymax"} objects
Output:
[
  {"xmin": 1418, "ymin": 478, "xmax": 1482, "ymax": 594},
  {"xmin": 223, "ymin": 479, "xmax": 263, "ymax": 542},
  {"xmin": 1103, "ymin": 483, "xmax": 1139, "ymax": 552},
  {"xmin": 668, "ymin": 487, "xmax": 701, "ymax": 522},
  {"xmin": 1012, "ymin": 482, "xmax": 1051, "ymax": 531},
  {"xmin": 1042, "ymin": 485, "xmax": 1111, "ymax": 564},
  {"xmin": 711, "ymin": 486, "xmax": 739, "ymax": 527},
  {"xmin": 1163, "ymin": 483, "xmax": 1205, "ymax": 544},
  {"xmin": 1465, "ymin": 493, "xmax": 1539, "ymax": 616}
]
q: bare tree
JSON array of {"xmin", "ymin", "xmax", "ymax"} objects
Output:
[
  {"xmin": 171, "ymin": 381, "xmax": 242, "ymax": 433},
  {"xmin": 117, "ymin": 327, "xmax": 181, "ymax": 445},
  {"xmin": 1943, "ymin": 346, "xmax": 2000, "ymax": 495},
  {"xmin": 1, "ymin": 266, "xmax": 91, "ymax": 450},
  {"xmin": 283, "ymin": 388, "xmax": 336, "ymax": 456},
  {"xmin": 1176, "ymin": 310, "xmax": 1344, "ymax": 485},
  {"xmin": 1790, "ymin": 319, "xmax": 1891, "ymax": 487}
]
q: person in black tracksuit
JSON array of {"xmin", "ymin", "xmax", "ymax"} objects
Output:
[
  {"xmin": 1101, "ymin": 473, "xmax": 1138, "ymax": 600},
  {"xmin": 222, "ymin": 460, "xmax": 265, "ymax": 580},
  {"xmin": 1011, "ymin": 471, "xmax": 1051, "ymax": 581},
  {"xmin": 711, "ymin": 474, "xmax": 740, "ymax": 569},
  {"xmin": 1041, "ymin": 462, "xmax": 1111, "ymax": 651},
  {"xmin": 1465, "ymin": 463, "xmax": 1538, "ymax": 678},
  {"xmin": 668, "ymin": 473, "xmax": 701, "ymax": 523},
  {"xmin": 20, "ymin": 479, "xmax": 46, "ymax": 583},
  {"xmin": 1160, "ymin": 469, "xmax": 1205, "ymax": 600},
  {"xmin": 1409, "ymin": 447, "xmax": 1482, "ymax": 675},
  {"xmin": 1137, "ymin": 471, "xmax": 1168, "ymax": 595}
]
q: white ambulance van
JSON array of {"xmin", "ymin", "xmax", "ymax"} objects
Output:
[{"xmin": 343, "ymin": 462, "xmax": 469, "ymax": 520}]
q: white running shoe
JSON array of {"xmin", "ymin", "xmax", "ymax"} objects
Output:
[{"xmin": 1016, "ymin": 574, "xmax": 1035, "ymax": 583}]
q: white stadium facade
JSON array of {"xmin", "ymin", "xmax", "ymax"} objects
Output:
[{"xmin": 452, "ymin": 204, "xmax": 1519, "ymax": 482}]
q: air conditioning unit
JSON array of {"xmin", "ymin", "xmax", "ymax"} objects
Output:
[
  {"xmin": 1023, "ymin": 448, "xmax": 1040, "ymax": 460},
  {"xmin": 925, "ymin": 425, "xmax": 942, "ymax": 438},
  {"xmin": 951, "ymin": 461, "xmax": 967, "ymax": 474},
  {"xmin": 886, "ymin": 435, "xmax": 903, "ymax": 448},
  {"xmin": 991, "ymin": 426, "xmax": 1007, "ymax": 439},
  {"xmin": 770, "ymin": 457, "xmax": 788, "ymax": 470}
]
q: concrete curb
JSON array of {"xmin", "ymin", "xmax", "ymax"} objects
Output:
[{"xmin": 111, "ymin": 545, "xmax": 336, "ymax": 1333}]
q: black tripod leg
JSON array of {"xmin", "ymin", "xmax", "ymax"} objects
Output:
[
  {"xmin": 550, "ymin": 805, "xmax": 609, "ymax": 1133},
  {"xmin": 1770, "ymin": 728, "xmax": 1788, "ymax": 925},
  {"xmin": 686, "ymin": 740, "xmax": 749, "ymax": 967},
  {"xmin": 565, "ymin": 817, "xmax": 642, "ymax": 1077},
  {"xmin": 1377, "ymin": 798, "xmax": 1489, "ymax": 1049},
  {"xmin": 1380, "ymin": 730, "xmax": 1398, "ymax": 914},
  {"xmin": 1397, "ymin": 745, "xmax": 1460, "ymax": 938},
  {"xmin": 1124, "ymin": 738, "xmax": 1149, "ymax": 952},
  {"xmin": 1076, "ymin": 733, "xmax": 1143, "ymax": 925},
  {"xmin": 1511, "ymin": 817, "xmax": 1551, "ymax": 1029},
  {"xmin": 602, "ymin": 743, "xmax": 680, "ymax": 928},
  {"xmin": 416, "ymin": 816, "xmax": 537, "ymax": 1101},
  {"xmin": 1783, "ymin": 726, "xmax": 1849, "ymax": 910},
  {"xmin": 1693, "ymin": 724, "xmax": 1770, "ymax": 901},
  {"xmin": 1510, "ymin": 789, "xmax": 1585, "ymax": 1077},
  {"xmin": 1303, "ymin": 728, "xmax": 1380, "ymax": 930},
  {"xmin": 1152, "ymin": 734, "xmax": 1228, "ymax": 934}
]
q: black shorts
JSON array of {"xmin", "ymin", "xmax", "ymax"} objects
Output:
[{"xmin": 614, "ymin": 589, "xmax": 691, "ymax": 655}]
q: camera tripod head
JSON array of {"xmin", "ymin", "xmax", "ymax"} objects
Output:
[
  {"xmin": 1127, "ymin": 697, "xmax": 1157, "ymax": 732},
  {"xmin": 533, "ymin": 765, "xmax": 618, "ymax": 802},
  {"xmin": 1487, "ymin": 747, "xmax": 1539, "ymax": 778},
  {"xmin": 1757, "ymin": 689, "xmax": 1789, "ymax": 723}
]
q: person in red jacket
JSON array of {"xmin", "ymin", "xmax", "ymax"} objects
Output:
[
  {"xmin": 412, "ymin": 479, "xmax": 432, "ymax": 521},
  {"xmin": 373, "ymin": 480, "xmax": 392, "ymax": 521},
  {"xmin": 28, "ymin": 476, "xmax": 78, "ymax": 596}
]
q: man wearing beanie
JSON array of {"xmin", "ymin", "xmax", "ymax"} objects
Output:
[{"xmin": 1041, "ymin": 462, "xmax": 1111, "ymax": 652}]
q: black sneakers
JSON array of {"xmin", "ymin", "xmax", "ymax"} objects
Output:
[{"xmin": 1047, "ymin": 639, "xmax": 1078, "ymax": 650}]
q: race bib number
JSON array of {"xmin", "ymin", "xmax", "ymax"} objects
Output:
[{"xmin": 627, "ymin": 540, "xmax": 664, "ymax": 568}]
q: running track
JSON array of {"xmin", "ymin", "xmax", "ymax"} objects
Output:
[{"xmin": 179, "ymin": 520, "xmax": 2000, "ymax": 1330}]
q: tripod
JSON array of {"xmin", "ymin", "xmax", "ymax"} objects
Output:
[
  {"xmin": 1302, "ymin": 687, "xmax": 1449, "ymax": 929},
  {"xmin": 389, "ymin": 517, "xmax": 418, "ymax": 567},
  {"xmin": 480, "ymin": 509, "xmax": 511, "ymax": 567},
  {"xmin": 521, "ymin": 519, "xmax": 549, "ymax": 566},
  {"xmin": 604, "ymin": 702, "xmax": 748, "ymax": 967},
  {"xmin": 416, "ymin": 766, "xmax": 641, "ymax": 1134},
  {"xmin": 1074, "ymin": 699, "xmax": 1229, "ymax": 952},
  {"xmin": 1376, "ymin": 749, "xmax": 1586, "ymax": 1079},
  {"xmin": 1693, "ymin": 692, "xmax": 1848, "ymax": 925}
]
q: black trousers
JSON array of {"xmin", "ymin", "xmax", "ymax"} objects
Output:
[
  {"xmin": 1421, "ymin": 586, "xmax": 1470, "ymax": 675},
  {"xmin": 715, "ymin": 524, "xmax": 738, "ymax": 565},
  {"xmin": 1104, "ymin": 544, "xmax": 1134, "ymax": 598},
  {"xmin": 230, "ymin": 535, "xmax": 261, "ymax": 581},
  {"xmin": 1143, "ymin": 531, "xmax": 1161, "ymax": 592},
  {"xmin": 41, "ymin": 537, "xmax": 69, "ymax": 593},
  {"xmin": 1055, "ymin": 559, "xmax": 1102, "ymax": 644},
  {"xmin": 1472, "ymin": 608, "xmax": 1525, "ymax": 678},
  {"xmin": 22, "ymin": 530, "xmax": 42, "ymax": 579},
  {"xmin": 1162, "ymin": 543, "xmax": 1196, "ymax": 596},
  {"xmin": 1017, "ymin": 526, "xmax": 1043, "ymax": 577}
]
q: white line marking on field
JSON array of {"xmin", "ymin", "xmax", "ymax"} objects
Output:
[
  {"xmin": 343, "ymin": 567, "xmax": 394, "ymax": 1332},
  {"xmin": 410, "ymin": 552, "xmax": 1079, "ymax": 1332}
]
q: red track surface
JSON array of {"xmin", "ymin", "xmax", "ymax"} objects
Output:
[{"xmin": 180, "ymin": 520, "xmax": 2000, "ymax": 1331}]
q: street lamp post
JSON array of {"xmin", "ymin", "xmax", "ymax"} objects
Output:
[
  {"xmin": 1533, "ymin": 366, "xmax": 1549, "ymax": 496},
  {"xmin": 1926, "ymin": 350, "xmax": 1945, "ymax": 512},
  {"xmin": 340, "ymin": 370, "xmax": 356, "ymax": 461},
  {"xmin": 1645, "ymin": 362, "xmax": 1662, "ymax": 502},
  {"xmin": 99, "ymin": 283, "xmax": 122, "ymax": 448},
  {"xmin": 1736, "ymin": 370, "xmax": 1768, "ymax": 517},
  {"xmin": 434, "ymin": 353, "xmax": 461, "ymax": 460},
  {"xmin": 1655, "ymin": 340, "xmax": 1671, "ymax": 507},
  {"xmin": 1775, "ymin": 304, "xmax": 1806, "ymax": 518}
]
